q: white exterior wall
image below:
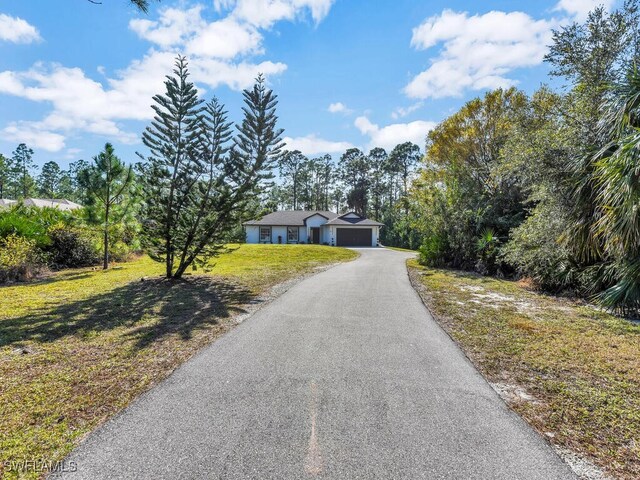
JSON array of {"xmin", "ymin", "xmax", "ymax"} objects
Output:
[
  {"xmin": 245, "ymin": 225, "xmax": 308, "ymax": 244},
  {"xmin": 245, "ymin": 225, "xmax": 259, "ymax": 243},
  {"xmin": 298, "ymin": 227, "xmax": 308, "ymax": 243},
  {"xmin": 321, "ymin": 226, "xmax": 332, "ymax": 245},
  {"xmin": 271, "ymin": 226, "xmax": 287, "ymax": 244}
]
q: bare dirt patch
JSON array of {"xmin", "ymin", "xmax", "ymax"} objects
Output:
[{"xmin": 408, "ymin": 261, "xmax": 640, "ymax": 480}]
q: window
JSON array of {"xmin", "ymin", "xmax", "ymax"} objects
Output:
[
  {"xmin": 287, "ymin": 226, "xmax": 298, "ymax": 243},
  {"xmin": 259, "ymin": 227, "xmax": 271, "ymax": 243}
]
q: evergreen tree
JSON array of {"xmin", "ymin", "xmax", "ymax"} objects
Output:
[
  {"xmin": 80, "ymin": 143, "xmax": 134, "ymax": 270},
  {"xmin": 388, "ymin": 142, "xmax": 421, "ymax": 200},
  {"xmin": 340, "ymin": 148, "xmax": 369, "ymax": 216},
  {"xmin": 0, "ymin": 154, "xmax": 8, "ymax": 198},
  {"xmin": 170, "ymin": 97, "xmax": 234, "ymax": 278},
  {"xmin": 38, "ymin": 161, "xmax": 63, "ymax": 198},
  {"xmin": 11, "ymin": 143, "xmax": 35, "ymax": 198},
  {"xmin": 233, "ymin": 73, "xmax": 284, "ymax": 197},
  {"xmin": 279, "ymin": 150, "xmax": 306, "ymax": 209},
  {"xmin": 316, "ymin": 154, "xmax": 333, "ymax": 211},
  {"xmin": 139, "ymin": 58, "xmax": 283, "ymax": 279},
  {"xmin": 66, "ymin": 159, "xmax": 91, "ymax": 202},
  {"xmin": 367, "ymin": 147, "xmax": 388, "ymax": 220},
  {"xmin": 138, "ymin": 55, "xmax": 204, "ymax": 278}
]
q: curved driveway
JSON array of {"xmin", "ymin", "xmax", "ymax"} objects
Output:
[{"xmin": 55, "ymin": 248, "xmax": 575, "ymax": 479}]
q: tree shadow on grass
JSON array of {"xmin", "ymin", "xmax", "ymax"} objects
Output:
[{"xmin": 0, "ymin": 276, "xmax": 257, "ymax": 350}]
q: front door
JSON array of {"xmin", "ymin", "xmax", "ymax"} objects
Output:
[{"xmin": 311, "ymin": 227, "xmax": 320, "ymax": 244}]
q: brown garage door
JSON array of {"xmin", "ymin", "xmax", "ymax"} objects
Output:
[{"xmin": 336, "ymin": 228, "xmax": 372, "ymax": 247}]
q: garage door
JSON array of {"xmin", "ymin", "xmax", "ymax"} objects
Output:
[{"xmin": 336, "ymin": 228, "xmax": 372, "ymax": 247}]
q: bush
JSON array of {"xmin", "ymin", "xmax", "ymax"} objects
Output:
[
  {"xmin": 0, "ymin": 234, "xmax": 46, "ymax": 282},
  {"xmin": 501, "ymin": 201, "xmax": 572, "ymax": 291},
  {"xmin": 0, "ymin": 205, "xmax": 72, "ymax": 248},
  {"xmin": 108, "ymin": 240, "xmax": 134, "ymax": 262},
  {"xmin": 419, "ymin": 233, "xmax": 448, "ymax": 267},
  {"xmin": 46, "ymin": 225, "xmax": 100, "ymax": 269},
  {"xmin": 475, "ymin": 229, "xmax": 501, "ymax": 276}
]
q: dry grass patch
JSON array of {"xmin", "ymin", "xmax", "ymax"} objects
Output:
[
  {"xmin": 0, "ymin": 245, "xmax": 357, "ymax": 479},
  {"xmin": 408, "ymin": 260, "xmax": 640, "ymax": 480}
]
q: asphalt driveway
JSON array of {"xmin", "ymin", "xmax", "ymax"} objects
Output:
[{"xmin": 53, "ymin": 248, "xmax": 575, "ymax": 479}]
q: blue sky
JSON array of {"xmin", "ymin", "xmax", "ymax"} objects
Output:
[{"xmin": 0, "ymin": 0, "xmax": 616, "ymax": 168}]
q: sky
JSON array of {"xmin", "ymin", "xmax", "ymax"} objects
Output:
[{"xmin": 0, "ymin": 0, "xmax": 617, "ymax": 169}]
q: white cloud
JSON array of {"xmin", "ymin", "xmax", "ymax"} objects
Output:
[
  {"xmin": 0, "ymin": 13, "xmax": 41, "ymax": 44},
  {"xmin": 131, "ymin": 6, "xmax": 263, "ymax": 59},
  {"xmin": 129, "ymin": 6, "xmax": 204, "ymax": 47},
  {"xmin": 354, "ymin": 116, "xmax": 435, "ymax": 151},
  {"xmin": 1, "ymin": 122, "xmax": 66, "ymax": 152},
  {"xmin": 214, "ymin": 0, "xmax": 334, "ymax": 28},
  {"xmin": 405, "ymin": 9, "xmax": 554, "ymax": 99},
  {"xmin": 186, "ymin": 18, "xmax": 263, "ymax": 58},
  {"xmin": 283, "ymin": 134, "xmax": 353, "ymax": 155},
  {"xmin": 391, "ymin": 102, "xmax": 424, "ymax": 119},
  {"xmin": 0, "ymin": 1, "xmax": 333, "ymax": 152},
  {"xmin": 327, "ymin": 102, "xmax": 351, "ymax": 114},
  {"xmin": 63, "ymin": 148, "xmax": 82, "ymax": 160},
  {"xmin": 191, "ymin": 58, "xmax": 287, "ymax": 91},
  {"xmin": 0, "ymin": 56, "xmax": 167, "ymax": 151},
  {"xmin": 555, "ymin": 0, "xmax": 615, "ymax": 21}
]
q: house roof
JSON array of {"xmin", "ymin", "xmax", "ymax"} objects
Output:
[
  {"xmin": 325, "ymin": 217, "xmax": 384, "ymax": 226},
  {"xmin": 244, "ymin": 210, "xmax": 339, "ymax": 226},
  {"xmin": 0, "ymin": 198, "xmax": 83, "ymax": 211},
  {"xmin": 243, "ymin": 210, "xmax": 383, "ymax": 227}
]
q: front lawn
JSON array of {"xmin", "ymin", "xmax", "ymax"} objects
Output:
[
  {"xmin": 0, "ymin": 245, "xmax": 357, "ymax": 479},
  {"xmin": 408, "ymin": 260, "xmax": 640, "ymax": 480}
]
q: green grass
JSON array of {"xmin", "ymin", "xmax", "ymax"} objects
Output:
[
  {"xmin": 0, "ymin": 244, "xmax": 357, "ymax": 479},
  {"xmin": 408, "ymin": 260, "xmax": 640, "ymax": 480},
  {"xmin": 384, "ymin": 246, "xmax": 418, "ymax": 253}
]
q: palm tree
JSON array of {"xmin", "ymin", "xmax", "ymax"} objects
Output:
[{"xmin": 590, "ymin": 66, "xmax": 640, "ymax": 314}]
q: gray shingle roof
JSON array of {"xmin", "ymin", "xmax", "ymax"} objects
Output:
[
  {"xmin": 325, "ymin": 217, "xmax": 384, "ymax": 226},
  {"xmin": 244, "ymin": 211, "xmax": 338, "ymax": 226},
  {"xmin": 243, "ymin": 210, "xmax": 383, "ymax": 227}
]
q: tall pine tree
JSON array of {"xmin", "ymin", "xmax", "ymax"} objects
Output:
[
  {"xmin": 233, "ymin": 74, "xmax": 284, "ymax": 199},
  {"xmin": 138, "ymin": 55, "xmax": 203, "ymax": 278},
  {"xmin": 0, "ymin": 154, "xmax": 8, "ymax": 198},
  {"xmin": 10, "ymin": 143, "xmax": 35, "ymax": 199},
  {"xmin": 80, "ymin": 143, "xmax": 134, "ymax": 270},
  {"xmin": 38, "ymin": 161, "xmax": 63, "ymax": 198},
  {"xmin": 139, "ymin": 58, "xmax": 284, "ymax": 279}
]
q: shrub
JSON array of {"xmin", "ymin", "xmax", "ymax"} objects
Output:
[
  {"xmin": 108, "ymin": 240, "xmax": 134, "ymax": 262},
  {"xmin": 475, "ymin": 229, "xmax": 501, "ymax": 276},
  {"xmin": 501, "ymin": 201, "xmax": 572, "ymax": 291},
  {"xmin": 419, "ymin": 233, "xmax": 448, "ymax": 267},
  {"xmin": 0, "ymin": 234, "xmax": 46, "ymax": 282},
  {"xmin": 0, "ymin": 205, "xmax": 72, "ymax": 248},
  {"xmin": 46, "ymin": 225, "xmax": 100, "ymax": 269}
]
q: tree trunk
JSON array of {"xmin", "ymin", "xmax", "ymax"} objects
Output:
[
  {"xmin": 103, "ymin": 226, "xmax": 109, "ymax": 270},
  {"xmin": 166, "ymin": 246, "xmax": 173, "ymax": 278},
  {"xmin": 102, "ymin": 201, "xmax": 109, "ymax": 270}
]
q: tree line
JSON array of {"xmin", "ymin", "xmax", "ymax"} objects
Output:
[
  {"xmin": 0, "ymin": 146, "xmax": 89, "ymax": 202},
  {"xmin": 408, "ymin": 1, "xmax": 640, "ymax": 315}
]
